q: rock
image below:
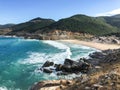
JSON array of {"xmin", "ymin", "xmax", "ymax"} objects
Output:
[
  {"xmin": 85, "ymin": 86, "xmax": 91, "ymax": 90},
  {"xmin": 30, "ymin": 80, "xmax": 75, "ymax": 90},
  {"xmin": 42, "ymin": 61, "xmax": 54, "ymax": 67},
  {"xmin": 64, "ymin": 59, "xmax": 77, "ymax": 66},
  {"xmin": 55, "ymin": 64, "xmax": 63, "ymax": 71},
  {"xmin": 90, "ymin": 36, "xmax": 120, "ymax": 44},
  {"xmin": 61, "ymin": 65, "xmax": 72, "ymax": 72},
  {"xmin": 59, "ymin": 59, "xmax": 90, "ymax": 73},
  {"xmin": 41, "ymin": 59, "xmax": 91, "ymax": 74},
  {"xmin": 57, "ymin": 72, "xmax": 69, "ymax": 75},
  {"xmin": 60, "ymin": 80, "xmax": 73, "ymax": 86},
  {"xmin": 112, "ymin": 39, "xmax": 120, "ymax": 44},
  {"xmin": 43, "ymin": 68, "xmax": 52, "ymax": 73},
  {"xmin": 88, "ymin": 49, "xmax": 120, "ymax": 64},
  {"xmin": 93, "ymin": 84, "xmax": 103, "ymax": 88}
]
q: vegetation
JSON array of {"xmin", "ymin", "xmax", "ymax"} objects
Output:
[
  {"xmin": 0, "ymin": 24, "xmax": 15, "ymax": 29},
  {"xmin": 9, "ymin": 14, "xmax": 120, "ymax": 36},
  {"xmin": 98, "ymin": 14, "xmax": 120, "ymax": 29},
  {"xmin": 11, "ymin": 17, "xmax": 55, "ymax": 33},
  {"xmin": 42, "ymin": 14, "xmax": 118, "ymax": 35}
]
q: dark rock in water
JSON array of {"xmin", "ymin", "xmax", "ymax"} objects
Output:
[
  {"xmin": 61, "ymin": 65, "xmax": 72, "ymax": 72},
  {"xmin": 38, "ymin": 58, "xmax": 92, "ymax": 75},
  {"xmin": 57, "ymin": 72, "xmax": 70, "ymax": 75},
  {"xmin": 43, "ymin": 68, "xmax": 52, "ymax": 73},
  {"xmin": 60, "ymin": 59, "xmax": 91, "ymax": 73},
  {"xmin": 42, "ymin": 61, "xmax": 54, "ymax": 67},
  {"xmin": 64, "ymin": 59, "xmax": 77, "ymax": 66},
  {"xmin": 55, "ymin": 64, "xmax": 63, "ymax": 71}
]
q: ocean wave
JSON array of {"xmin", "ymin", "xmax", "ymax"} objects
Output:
[
  {"xmin": 16, "ymin": 38, "xmax": 39, "ymax": 42},
  {"xmin": 18, "ymin": 53, "xmax": 47, "ymax": 64},
  {"xmin": 42, "ymin": 40, "xmax": 72, "ymax": 59},
  {"xmin": 42, "ymin": 40, "xmax": 69, "ymax": 49},
  {"xmin": 19, "ymin": 41, "xmax": 98, "ymax": 65},
  {"xmin": 18, "ymin": 50, "xmax": 72, "ymax": 65},
  {"xmin": 19, "ymin": 41, "xmax": 73, "ymax": 64}
]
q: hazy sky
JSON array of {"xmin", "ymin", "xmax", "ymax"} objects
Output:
[{"xmin": 0, "ymin": 0, "xmax": 120, "ymax": 24}]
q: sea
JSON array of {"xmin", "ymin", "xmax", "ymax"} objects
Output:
[{"xmin": 0, "ymin": 36, "xmax": 97, "ymax": 90}]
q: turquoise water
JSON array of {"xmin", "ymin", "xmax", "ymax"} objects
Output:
[{"xmin": 0, "ymin": 36, "xmax": 97, "ymax": 90}]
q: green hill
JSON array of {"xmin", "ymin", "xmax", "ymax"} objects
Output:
[
  {"xmin": 100, "ymin": 14, "xmax": 120, "ymax": 29},
  {"xmin": 9, "ymin": 14, "xmax": 120, "ymax": 36},
  {"xmin": 39, "ymin": 14, "xmax": 118, "ymax": 35},
  {"xmin": 11, "ymin": 17, "xmax": 55, "ymax": 33},
  {"xmin": 0, "ymin": 24, "xmax": 15, "ymax": 29}
]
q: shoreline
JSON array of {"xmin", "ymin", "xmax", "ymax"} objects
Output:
[
  {"xmin": 59, "ymin": 40, "xmax": 120, "ymax": 50},
  {"xmin": 1, "ymin": 35, "xmax": 120, "ymax": 50}
]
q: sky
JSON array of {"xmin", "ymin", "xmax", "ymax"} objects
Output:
[{"xmin": 0, "ymin": 0, "xmax": 120, "ymax": 24}]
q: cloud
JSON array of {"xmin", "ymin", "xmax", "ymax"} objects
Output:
[{"xmin": 96, "ymin": 8, "xmax": 120, "ymax": 16}]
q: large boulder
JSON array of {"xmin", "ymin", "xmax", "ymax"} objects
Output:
[
  {"xmin": 55, "ymin": 64, "xmax": 63, "ymax": 71},
  {"xmin": 43, "ymin": 68, "xmax": 52, "ymax": 73},
  {"xmin": 64, "ymin": 59, "xmax": 78, "ymax": 66},
  {"xmin": 61, "ymin": 59, "xmax": 90, "ymax": 73},
  {"xmin": 41, "ymin": 59, "xmax": 91, "ymax": 75},
  {"xmin": 42, "ymin": 61, "xmax": 54, "ymax": 67}
]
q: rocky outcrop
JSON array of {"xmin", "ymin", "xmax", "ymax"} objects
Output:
[
  {"xmin": 30, "ymin": 80, "xmax": 75, "ymax": 90},
  {"xmin": 56, "ymin": 59, "xmax": 91, "ymax": 74},
  {"xmin": 40, "ymin": 49, "xmax": 120, "ymax": 74},
  {"xmin": 90, "ymin": 36, "xmax": 120, "ymax": 44},
  {"xmin": 88, "ymin": 49, "xmax": 120, "ymax": 65},
  {"xmin": 0, "ymin": 28, "xmax": 12, "ymax": 35},
  {"xmin": 64, "ymin": 72, "xmax": 120, "ymax": 90},
  {"xmin": 31, "ymin": 49, "xmax": 120, "ymax": 90},
  {"xmin": 40, "ymin": 59, "xmax": 91, "ymax": 75},
  {"xmin": 42, "ymin": 61, "xmax": 54, "ymax": 67},
  {"xmin": 7, "ymin": 29, "xmax": 93, "ymax": 40}
]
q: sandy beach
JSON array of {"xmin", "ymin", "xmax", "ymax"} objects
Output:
[{"xmin": 59, "ymin": 40, "xmax": 120, "ymax": 50}]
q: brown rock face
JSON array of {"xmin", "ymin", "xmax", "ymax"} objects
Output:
[
  {"xmin": 30, "ymin": 80, "xmax": 75, "ymax": 90},
  {"xmin": 0, "ymin": 28, "xmax": 12, "ymax": 35}
]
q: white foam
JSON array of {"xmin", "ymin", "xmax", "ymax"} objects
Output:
[
  {"xmin": 19, "ymin": 41, "xmax": 99, "ymax": 65},
  {"xmin": 0, "ymin": 86, "xmax": 8, "ymax": 90},
  {"xmin": 19, "ymin": 51, "xmax": 71, "ymax": 65},
  {"xmin": 25, "ymin": 39, "xmax": 39, "ymax": 42},
  {"xmin": 42, "ymin": 40, "xmax": 69, "ymax": 49},
  {"xmin": 70, "ymin": 44, "xmax": 92, "ymax": 49},
  {"xmin": 42, "ymin": 40, "xmax": 72, "ymax": 59},
  {"xmin": 18, "ymin": 53, "xmax": 47, "ymax": 64},
  {"xmin": 19, "ymin": 41, "xmax": 73, "ymax": 64},
  {"xmin": 19, "ymin": 38, "xmax": 39, "ymax": 42}
]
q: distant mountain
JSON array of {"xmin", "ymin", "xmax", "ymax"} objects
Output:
[
  {"xmin": 7, "ymin": 14, "xmax": 120, "ymax": 37},
  {"xmin": 0, "ymin": 24, "xmax": 15, "ymax": 29},
  {"xmin": 11, "ymin": 17, "xmax": 55, "ymax": 33},
  {"xmin": 99, "ymin": 14, "xmax": 120, "ymax": 29},
  {"xmin": 39, "ymin": 14, "xmax": 118, "ymax": 35},
  {"xmin": 112, "ymin": 14, "xmax": 120, "ymax": 18}
]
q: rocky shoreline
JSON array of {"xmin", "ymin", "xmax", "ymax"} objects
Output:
[
  {"xmin": 1, "ymin": 35, "xmax": 120, "ymax": 90},
  {"xmin": 30, "ymin": 48, "xmax": 120, "ymax": 90},
  {"xmin": 90, "ymin": 36, "xmax": 120, "ymax": 45}
]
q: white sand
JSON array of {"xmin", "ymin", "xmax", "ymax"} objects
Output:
[{"xmin": 59, "ymin": 40, "xmax": 120, "ymax": 50}]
